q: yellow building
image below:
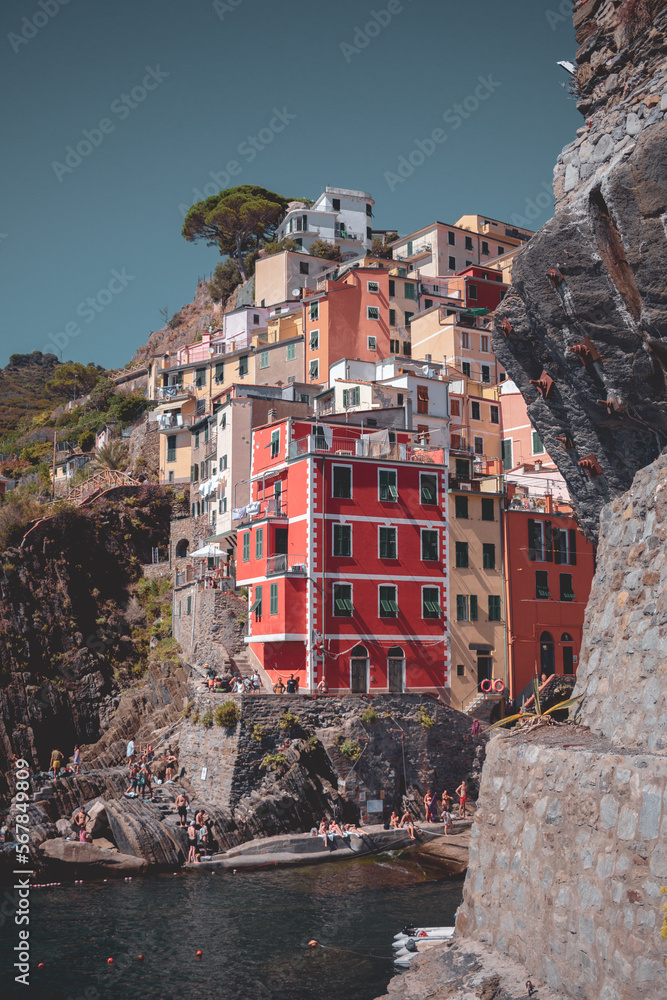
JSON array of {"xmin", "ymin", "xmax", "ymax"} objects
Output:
[{"xmin": 410, "ymin": 307, "xmax": 502, "ymax": 384}]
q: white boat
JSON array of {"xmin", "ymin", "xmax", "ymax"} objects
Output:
[
  {"xmin": 393, "ymin": 939, "xmax": 443, "ymax": 967},
  {"xmin": 393, "ymin": 925, "xmax": 455, "ymax": 948}
]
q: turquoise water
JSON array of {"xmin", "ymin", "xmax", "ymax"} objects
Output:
[{"xmin": 2, "ymin": 855, "xmax": 462, "ymax": 1000}]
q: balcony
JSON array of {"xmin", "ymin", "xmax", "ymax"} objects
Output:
[
  {"xmin": 289, "ymin": 434, "xmax": 445, "ymax": 465},
  {"xmin": 234, "ymin": 497, "xmax": 286, "ymax": 523},
  {"xmin": 158, "ymin": 384, "xmax": 192, "ymax": 401},
  {"xmin": 266, "ymin": 554, "xmax": 308, "ymax": 577}
]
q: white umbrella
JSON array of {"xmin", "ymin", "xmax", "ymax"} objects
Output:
[{"xmin": 190, "ymin": 545, "xmax": 227, "ymax": 559}]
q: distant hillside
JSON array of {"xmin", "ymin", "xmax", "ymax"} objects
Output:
[
  {"xmin": 0, "ymin": 352, "xmax": 65, "ymax": 440},
  {"xmin": 130, "ymin": 279, "xmax": 221, "ymax": 366}
]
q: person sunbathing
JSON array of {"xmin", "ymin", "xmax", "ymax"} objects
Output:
[
  {"xmin": 400, "ymin": 810, "xmax": 416, "ymax": 840},
  {"xmin": 389, "ymin": 810, "xmax": 401, "ymax": 829}
]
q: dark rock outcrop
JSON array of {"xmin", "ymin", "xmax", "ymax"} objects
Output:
[{"xmin": 39, "ymin": 838, "xmax": 148, "ymax": 873}]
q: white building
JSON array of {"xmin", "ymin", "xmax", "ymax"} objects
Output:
[{"xmin": 276, "ymin": 187, "xmax": 375, "ymax": 260}]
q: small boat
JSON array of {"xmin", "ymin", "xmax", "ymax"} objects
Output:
[
  {"xmin": 393, "ymin": 925, "xmax": 455, "ymax": 948},
  {"xmin": 393, "ymin": 938, "xmax": 443, "ymax": 967}
]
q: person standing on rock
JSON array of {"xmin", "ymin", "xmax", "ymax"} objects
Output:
[
  {"xmin": 441, "ymin": 789, "xmax": 452, "ymax": 815},
  {"xmin": 176, "ymin": 791, "xmax": 190, "ymax": 827},
  {"xmin": 72, "ymin": 746, "xmax": 81, "ymax": 775},
  {"xmin": 186, "ymin": 821, "xmax": 197, "ymax": 863},
  {"xmin": 126, "ymin": 738, "xmax": 135, "ymax": 765},
  {"xmin": 456, "ymin": 780, "xmax": 468, "ymax": 818},
  {"xmin": 49, "ymin": 749, "xmax": 63, "ymax": 777},
  {"xmin": 251, "ymin": 669, "xmax": 261, "ymax": 693},
  {"xmin": 286, "ymin": 674, "xmax": 296, "ymax": 694},
  {"xmin": 164, "ymin": 748, "xmax": 177, "ymax": 782}
]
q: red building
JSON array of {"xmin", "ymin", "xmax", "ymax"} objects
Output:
[
  {"xmin": 502, "ymin": 489, "xmax": 595, "ymax": 701},
  {"xmin": 235, "ymin": 417, "xmax": 449, "ymax": 694},
  {"xmin": 449, "ymin": 266, "xmax": 508, "ymax": 312}
]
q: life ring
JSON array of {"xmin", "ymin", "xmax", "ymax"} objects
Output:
[
  {"xmin": 480, "ymin": 678, "xmax": 492, "ymax": 693},
  {"xmin": 493, "ymin": 679, "xmax": 505, "ymax": 694}
]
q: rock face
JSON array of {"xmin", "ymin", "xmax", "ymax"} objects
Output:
[
  {"xmin": 494, "ymin": 1, "xmax": 667, "ymax": 539},
  {"xmin": 39, "ymin": 838, "xmax": 147, "ymax": 873},
  {"xmin": 573, "ymin": 451, "xmax": 667, "ymax": 747}
]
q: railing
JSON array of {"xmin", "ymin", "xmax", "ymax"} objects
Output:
[
  {"xmin": 266, "ymin": 554, "xmax": 308, "ymax": 577},
  {"xmin": 289, "ymin": 435, "xmax": 446, "ymax": 464},
  {"xmin": 157, "ymin": 384, "xmax": 191, "ymax": 400}
]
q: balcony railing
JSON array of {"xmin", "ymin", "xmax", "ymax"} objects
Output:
[
  {"xmin": 266, "ymin": 554, "xmax": 308, "ymax": 577},
  {"xmin": 289, "ymin": 434, "xmax": 445, "ymax": 464},
  {"xmin": 158, "ymin": 384, "xmax": 191, "ymax": 401}
]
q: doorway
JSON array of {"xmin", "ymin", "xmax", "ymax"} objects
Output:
[
  {"xmin": 477, "ymin": 656, "xmax": 492, "ymax": 685},
  {"xmin": 350, "ymin": 644, "xmax": 369, "ymax": 693},
  {"xmin": 274, "ymin": 528, "xmax": 288, "ymax": 554},
  {"xmin": 387, "ymin": 646, "xmax": 405, "ymax": 693},
  {"xmin": 540, "ymin": 631, "xmax": 555, "ymax": 675},
  {"xmin": 561, "ymin": 634, "xmax": 574, "ymax": 675}
]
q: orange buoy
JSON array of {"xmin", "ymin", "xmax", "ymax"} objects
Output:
[
  {"xmin": 137, "ymin": 955, "xmax": 144, "ymax": 961},
  {"xmin": 38, "ymin": 963, "xmax": 44, "ymax": 969},
  {"xmin": 107, "ymin": 958, "xmax": 114, "ymax": 964},
  {"xmin": 196, "ymin": 950, "xmax": 203, "ymax": 958},
  {"xmin": 308, "ymin": 940, "xmax": 318, "ymax": 947}
]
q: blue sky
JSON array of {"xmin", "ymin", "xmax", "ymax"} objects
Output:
[{"xmin": 0, "ymin": 0, "xmax": 578, "ymax": 369}]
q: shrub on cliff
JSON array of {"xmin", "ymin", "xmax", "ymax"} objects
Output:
[
  {"xmin": 279, "ymin": 710, "xmax": 299, "ymax": 732},
  {"xmin": 417, "ymin": 705, "xmax": 435, "ymax": 729},
  {"xmin": 215, "ymin": 701, "xmax": 241, "ymax": 728},
  {"xmin": 0, "ymin": 489, "xmax": 44, "ymax": 549},
  {"xmin": 359, "ymin": 706, "xmax": 379, "ymax": 724},
  {"xmin": 338, "ymin": 738, "xmax": 362, "ymax": 761},
  {"xmin": 260, "ymin": 752, "xmax": 287, "ymax": 771}
]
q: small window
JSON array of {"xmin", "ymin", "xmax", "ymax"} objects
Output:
[
  {"xmin": 560, "ymin": 573, "xmax": 575, "ymax": 602},
  {"xmin": 253, "ymin": 314, "xmax": 260, "ymax": 324},
  {"xmin": 535, "ymin": 570, "xmax": 550, "ymax": 600},
  {"xmin": 366, "ymin": 203, "xmax": 372, "ymax": 216},
  {"xmin": 470, "ymin": 595, "xmax": 478, "ymax": 621},
  {"xmin": 462, "ymin": 361, "xmax": 471, "ymax": 377},
  {"xmin": 366, "ymin": 227, "xmax": 372, "ymax": 240},
  {"xmin": 448, "ymin": 255, "xmax": 456, "ymax": 270},
  {"xmin": 532, "ymin": 430, "xmax": 545, "ymax": 454},
  {"xmin": 260, "ymin": 351, "xmax": 269, "ymax": 369},
  {"xmin": 333, "ymin": 583, "xmax": 353, "ymax": 617},
  {"xmin": 481, "ymin": 241, "xmax": 489, "ymax": 256},
  {"xmin": 422, "ymin": 587, "xmax": 440, "ymax": 619},
  {"xmin": 221, "ymin": 454, "xmax": 228, "ymax": 470},
  {"xmin": 448, "ymin": 231, "xmax": 456, "ymax": 246},
  {"xmin": 403, "ymin": 342, "xmax": 411, "ymax": 356},
  {"xmin": 417, "ymin": 384, "xmax": 429, "ymax": 414},
  {"xmin": 367, "ymin": 306, "xmax": 380, "ymax": 321},
  {"xmin": 309, "ymin": 301, "xmax": 319, "ymax": 321},
  {"xmin": 239, "ymin": 355, "xmax": 249, "ymax": 376},
  {"xmin": 286, "ymin": 342, "xmax": 296, "ymax": 361},
  {"xmin": 333, "ymin": 523, "xmax": 352, "ymax": 557},
  {"xmin": 255, "ymin": 527, "xmax": 264, "ymax": 559},
  {"xmin": 397, "ymin": 393, "xmax": 404, "ymax": 406},
  {"xmin": 456, "ymin": 594, "xmax": 468, "ymax": 621},
  {"xmin": 461, "ymin": 331, "xmax": 470, "ymax": 349},
  {"xmin": 342, "ymin": 386, "xmax": 360, "ymax": 407},
  {"xmin": 481, "ymin": 498, "xmax": 495, "ymax": 521},
  {"xmin": 456, "ymin": 663, "xmax": 464, "ymax": 676},
  {"xmin": 404, "ymin": 311, "xmax": 414, "ymax": 326},
  {"xmin": 490, "ymin": 405, "xmax": 499, "ymax": 424},
  {"xmin": 488, "ymin": 595, "xmax": 501, "ymax": 621},
  {"xmin": 455, "ymin": 541, "xmax": 468, "ymax": 568},
  {"xmin": 367, "ymin": 281, "xmax": 380, "ymax": 293},
  {"xmin": 250, "ymin": 585, "xmax": 263, "ymax": 619},
  {"xmin": 455, "ymin": 495, "xmax": 468, "ymax": 519},
  {"xmin": 389, "ymin": 310, "xmax": 396, "ymax": 328},
  {"xmin": 390, "ymin": 337, "xmax": 399, "ymax": 353},
  {"xmin": 450, "ymin": 398, "xmax": 461, "ymax": 417},
  {"xmin": 309, "ymin": 329, "xmax": 319, "ymax": 350},
  {"xmin": 474, "ymin": 436, "xmax": 484, "ymax": 455},
  {"xmin": 456, "ymin": 458, "xmax": 470, "ymax": 478},
  {"xmin": 404, "ymin": 283, "xmax": 415, "ymax": 300},
  {"xmin": 332, "ymin": 197, "xmax": 340, "ymax": 211},
  {"xmin": 215, "ymin": 361, "xmax": 225, "ymax": 383},
  {"xmin": 270, "ymin": 582, "xmax": 278, "ymax": 615},
  {"xmin": 379, "ymin": 526, "xmax": 397, "ymax": 559},
  {"xmin": 242, "ymin": 532, "xmax": 250, "ymax": 562},
  {"xmin": 421, "ymin": 529, "xmax": 438, "ymax": 561},
  {"xmin": 420, "ymin": 473, "xmax": 437, "ymax": 505},
  {"xmin": 379, "ymin": 585, "xmax": 398, "ymax": 618},
  {"xmin": 497, "ymin": 245, "xmax": 505, "ymax": 255},
  {"xmin": 309, "ymin": 359, "xmax": 319, "ymax": 380},
  {"xmin": 367, "ymin": 336, "xmax": 377, "ymax": 351},
  {"xmin": 468, "ymin": 284, "xmax": 478, "ymax": 299},
  {"xmin": 379, "ymin": 469, "xmax": 398, "ymax": 501},
  {"xmin": 195, "ymin": 367, "xmax": 206, "ymax": 387},
  {"xmin": 483, "ymin": 543, "xmax": 496, "ymax": 570},
  {"xmin": 465, "ymin": 235, "xmax": 473, "ymax": 251},
  {"xmin": 388, "ymin": 279, "xmax": 395, "ymax": 296},
  {"xmin": 299, "ymin": 261, "xmax": 309, "ymax": 275},
  {"xmin": 270, "ymin": 430, "xmax": 280, "ymax": 458},
  {"xmin": 333, "ymin": 465, "xmax": 352, "ymax": 498},
  {"xmin": 481, "ymin": 365, "xmax": 491, "ymax": 384},
  {"xmin": 471, "ymin": 401, "xmax": 480, "ymax": 420},
  {"xmin": 481, "ymin": 335, "xmax": 489, "ymax": 352},
  {"xmin": 186, "ymin": 596, "xmax": 192, "ymax": 615},
  {"xmin": 167, "ymin": 435, "xmax": 177, "ymax": 463}
]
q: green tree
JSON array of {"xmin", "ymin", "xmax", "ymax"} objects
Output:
[
  {"xmin": 46, "ymin": 362, "xmax": 103, "ymax": 398},
  {"xmin": 94, "ymin": 440, "xmax": 129, "ymax": 471},
  {"xmin": 182, "ymin": 185, "xmax": 289, "ymax": 281},
  {"xmin": 107, "ymin": 393, "xmax": 144, "ymax": 425},
  {"xmin": 86, "ymin": 378, "xmax": 116, "ymax": 412},
  {"xmin": 208, "ymin": 252, "xmax": 259, "ymax": 304},
  {"xmin": 263, "ymin": 237, "xmax": 302, "ymax": 256},
  {"xmin": 309, "ymin": 240, "xmax": 342, "ymax": 262},
  {"xmin": 371, "ymin": 232, "xmax": 398, "ymax": 260},
  {"xmin": 78, "ymin": 430, "xmax": 96, "ymax": 453}
]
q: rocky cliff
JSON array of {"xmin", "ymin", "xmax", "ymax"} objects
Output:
[{"xmin": 494, "ymin": 0, "xmax": 667, "ymax": 538}]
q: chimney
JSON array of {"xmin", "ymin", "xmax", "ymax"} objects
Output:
[{"xmin": 269, "ymin": 408, "xmax": 278, "ymax": 422}]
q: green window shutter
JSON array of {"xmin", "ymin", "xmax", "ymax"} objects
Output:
[
  {"xmin": 286, "ymin": 342, "xmax": 296, "ymax": 361},
  {"xmin": 215, "ymin": 362, "xmax": 225, "ymax": 382},
  {"xmin": 488, "ymin": 595, "xmax": 501, "ymax": 621},
  {"xmin": 455, "ymin": 542, "xmax": 468, "ymax": 568},
  {"xmin": 389, "ymin": 309, "xmax": 396, "ymax": 326},
  {"xmin": 423, "ymin": 588, "xmax": 440, "ymax": 618},
  {"xmin": 342, "ymin": 389, "xmax": 349, "ymax": 407},
  {"xmin": 470, "ymin": 595, "xmax": 478, "ymax": 621},
  {"xmin": 186, "ymin": 596, "xmax": 192, "ymax": 615},
  {"xmin": 270, "ymin": 583, "xmax": 278, "ymax": 615},
  {"xmin": 242, "ymin": 533, "xmax": 250, "ymax": 562},
  {"xmin": 456, "ymin": 595, "xmax": 468, "ymax": 621},
  {"xmin": 388, "ymin": 279, "xmax": 395, "ymax": 296},
  {"xmin": 249, "ymin": 586, "xmax": 263, "ymax": 616},
  {"xmin": 255, "ymin": 528, "xmax": 264, "ymax": 559},
  {"xmin": 404, "ymin": 283, "xmax": 415, "ymax": 300},
  {"xmin": 483, "ymin": 544, "xmax": 495, "ymax": 570}
]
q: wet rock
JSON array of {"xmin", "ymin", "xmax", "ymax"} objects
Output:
[{"xmin": 39, "ymin": 838, "xmax": 147, "ymax": 873}]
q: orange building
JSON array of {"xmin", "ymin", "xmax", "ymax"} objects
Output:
[{"xmin": 502, "ymin": 488, "xmax": 596, "ymax": 703}]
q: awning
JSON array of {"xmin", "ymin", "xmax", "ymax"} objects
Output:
[{"xmin": 190, "ymin": 544, "xmax": 227, "ymax": 559}]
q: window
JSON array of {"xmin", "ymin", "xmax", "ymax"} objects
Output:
[
  {"xmin": 535, "ymin": 570, "xmax": 550, "ymax": 599},
  {"xmin": 483, "ymin": 543, "xmax": 496, "ymax": 569},
  {"xmin": 269, "ymin": 583, "xmax": 278, "ymax": 615},
  {"xmin": 397, "ymin": 393, "xmax": 404, "ymax": 406},
  {"xmin": 195, "ymin": 367, "xmax": 206, "ymax": 387},
  {"xmin": 417, "ymin": 384, "xmax": 429, "ymax": 414},
  {"xmin": 388, "ymin": 279, "xmax": 395, "ymax": 296},
  {"xmin": 389, "ymin": 310, "xmax": 396, "ymax": 328},
  {"xmin": 255, "ymin": 527, "xmax": 264, "ymax": 559},
  {"xmin": 342, "ymin": 386, "xmax": 360, "ymax": 407},
  {"xmin": 260, "ymin": 351, "xmax": 269, "ymax": 369},
  {"xmin": 481, "ymin": 335, "xmax": 489, "ymax": 352},
  {"xmin": 220, "ymin": 454, "xmax": 228, "ymax": 470},
  {"xmin": 456, "ymin": 595, "xmax": 468, "ymax": 621},
  {"xmin": 420, "ymin": 473, "xmax": 437, "ymax": 504},
  {"xmin": 501, "ymin": 438, "xmax": 513, "ymax": 471},
  {"xmin": 497, "ymin": 245, "xmax": 505, "ymax": 255},
  {"xmin": 407, "ymin": 240, "xmax": 413, "ymax": 256},
  {"xmin": 239, "ymin": 355, "xmax": 249, "ymax": 376},
  {"xmin": 532, "ymin": 430, "xmax": 544, "ymax": 454},
  {"xmin": 309, "ymin": 301, "xmax": 319, "ymax": 321},
  {"xmin": 456, "ymin": 458, "xmax": 470, "ymax": 478},
  {"xmin": 448, "ymin": 231, "xmax": 456, "ymax": 246},
  {"xmin": 456, "ymin": 664, "xmax": 464, "ymax": 676},
  {"xmin": 423, "ymin": 298, "xmax": 433, "ymax": 311},
  {"xmin": 450, "ymin": 398, "xmax": 461, "ymax": 417},
  {"xmin": 367, "ymin": 336, "xmax": 377, "ymax": 351},
  {"xmin": 309, "ymin": 359, "xmax": 319, "ymax": 380},
  {"xmin": 474, "ymin": 436, "xmax": 484, "ymax": 455},
  {"xmin": 464, "ymin": 235, "xmax": 473, "ymax": 252},
  {"xmin": 403, "ymin": 342, "xmax": 411, "ymax": 356},
  {"xmin": 333, "ymin": 523, "xmax": 352, "ymax": 557},
  {"xmin": 481, "ymin": 365, "xmax": 491, "ymax": 383},
  {"xmin": 481, "ymin": 498, "xmax": 495, "ymax": 521},
  {"xmin": 554, "ymin": 527, "xmax": 577, "ymax": 566},
  {"xmin": 367, "ymin": 306, "xmax": 380, "ymax": 321},
  {"xmin": 560, "ymin": 573, "xmax": 575, "ymax": 602},
  {"xmin": 270, "ymin": 430, "xmax": 280, "ymax": 458},
  {"xmin": 470, "ymin": 595, "xmax": 478, "ymax": 621},
  {"xmin": 455, "ymin": 494, "xmax": 468, "ymax": 519},
  {"xmin": 448, "ymin": 256, "xmax": 456, "ymax": 270},
  {"xmin": 299, "ymin": 261, "xmax": 309, "ymax": 275},
  {"xmin": 242, "ymin": 532, "xmax": 250, "ymax": 562},
  {"xmin": 379, "ymin": 526, "xmax": 397, "ymax": 559},
  {"xmin": 191, "ymin": 464, "xmax": 198, "ymax": 483},
  {"xmin": 309, "ymin": 329, "xmax": 319, "ymax": 350},
  {"xmin": 455, "ymin": 541, "xmax": 469, "ymax": 568},
  {"xmin": 488, "ymin": 595, "xmax": 501, "ymax": 621},
  {"xmin": 367, "ymin": 280, "xmax": 380, "ymax": 293},
  {"xmin": 250, "ymin": 585, "xmax": 263, "ymax": 619},
  {"xmin": 215, "ymin": 361, "xmax": 225, "ymax": 383},
  {"xmin": 333, "ymin": 583, "xmax": 352, "ymax": 616},
  {"xmin": 333, "ymin": 465, "xmax": 351, "ymax": 498},
  {"xmin": 404, "ymin": 282, "xmax": 415, "ymax": 300},
  {"xmin": 186, "ymin": 596, "xmax": 192, "ymax": 615},
  {"xmin": 528, "ymin": 519, "xmax": 551, "ymax": 562},
  {"xmin": 167, "ymin": 435, "xmax": 176, "ymax": 463},
  {"xmin": 461, "ymin": 331, "xmax": 470, "ymax": 349},
  {"xmin": 422, "ymin": 587, "xmax": 440, "ymax": 619},
  {"xmin": 219, "ymin": 497, "xmax": 227, "ymax": 513},
  {"xmin": 379, "ymin": 585, "xmax": 398, "ymax": 618},
  {"xmin": 366, "ymin": 227, "xmax": 373, "ymax": 240},
  {"xmin": 379, "ymin": 469, "xmax": 398, "ymax": 501},
  {"xmin": 470, "ymin": 401, "xmax": 480, "ymax": 420},
  {"xmin": 286, "ymin": 342, "xmax": 296, "ymax": 361},
  {"xmin": 462, "ymin": 362, "xmax": 471, "ymax": 377},
  {"xmin": 194, "ymin": 431, "xmax": 200, "ymax": 449},
  {"xmin": 482, "ymin": 241, "xmax": 489, "ymax": 256},
  {"xmin": 490, "ymin": 405, "xmax": 499, "ymax": 424},
  {"xmin": 390, "ymin": 338, "xmax": 399, "ymax": 353},
  {"xmin": 332, "ymin": 197, "xmax": 340, "ymax": 211},
  {"xmin": 421, "ymin": 529, "xmax": 438, "ymax": 561}
]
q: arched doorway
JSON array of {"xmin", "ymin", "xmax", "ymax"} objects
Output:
[
  {"xmin": 561, "ymin": 632, "xmax": 574, "ymax": 675},
  {"xmin": 540, "ymin": 631, "xmax": 555, "ymax": 676},
  {"xmin": 175, "ymin": 539, "xmax": 189, "ymax": 558},
  {"xmin": 387, "ymin": 646, "xmax": 405, "ymax": 693},
  {"xmin": 350, "ymin": 644, "xmax": 369, "ymax": 693}
]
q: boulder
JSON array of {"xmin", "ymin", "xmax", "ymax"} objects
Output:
[{"xmin": 39, "ymin": 838, "xmax": 147, "ymax": 873}]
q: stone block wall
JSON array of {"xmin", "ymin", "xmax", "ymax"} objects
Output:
[
  {"xmin": 456, "ymin": 731, "xmax": 667, "ymax": 1000},
  {"xmin": 173, "ymin": 588, "xmax": 247, "ymax": 669}
]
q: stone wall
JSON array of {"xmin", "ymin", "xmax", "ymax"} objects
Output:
[
  {"xmin": 573, "ymin": 450, "xmax": 667, "ymax": 748},
  {"xmin": 173, "ymin": 588, "xmax": 247, "ymax": 669},
  {"xmin": 455, "ymin": 729, "xmax": 667, "ymax": 999}
]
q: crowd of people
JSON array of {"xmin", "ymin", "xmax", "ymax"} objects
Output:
[
  {"xmin": 201, "ymin": 664, "xmax": 262, "ymax": 693},
  {"xmin": 420, "ymin": 782, "xmax": 469, "ymax": 832}
]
